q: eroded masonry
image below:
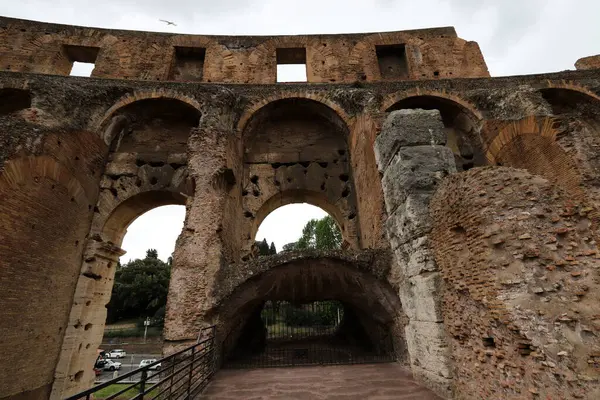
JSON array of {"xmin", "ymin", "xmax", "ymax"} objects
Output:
[{"xmin": 1, "ymin": 16, "xmax": 600, "ymax": 400}]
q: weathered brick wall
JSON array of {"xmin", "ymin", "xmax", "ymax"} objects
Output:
[
  {"xmin": 0, "ymin": 17, "xmax": 489, "ymax": 84},
  {"xmin": 0, "ymin": 130, "xmax": 104, "ymax": 400},
  {"xmin": 431, "ymin": 167, "xmax": 600, "ymax": 399}
]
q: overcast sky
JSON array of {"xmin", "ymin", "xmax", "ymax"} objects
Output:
[{"xmin": 2, "ymin": 0, "xmax": 598, "ymax": 261}]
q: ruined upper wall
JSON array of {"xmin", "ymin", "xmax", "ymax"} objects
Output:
[{"xmin": 0, "ymin": 17, "xmax": 489, "ymax": 84}]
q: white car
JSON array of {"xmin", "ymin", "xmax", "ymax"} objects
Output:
[
  {"xmin": 108, "ymin": 349, "xmax": 126, "ymax": 359},
  {"xmin": 139, "ymin": 359, "xmax": 161, "ymax": 370},
  {"xmin": 103, "ymin": 360, "xmax": 122, "ymax": 371}
]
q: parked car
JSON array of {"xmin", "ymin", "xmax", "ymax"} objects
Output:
[
  {"xmin": 103, "ymin": 360, "xmax": 122, "ymax": 371},
  {"xmin": 107, "ymin": 349, "xmax": 126, "ymax": 358},
  {"xmin": 94, "ymin": 359, "xmax": 107, "ymax": 369},
  {"xmin": 139, "ymin": 359, "xmax": 161, "ymax": 370}
]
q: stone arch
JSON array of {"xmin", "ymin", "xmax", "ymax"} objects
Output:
[
  {"xmin": 237, "ymin": 93, "xmax": 352, "ymax": 134},
  {"xmin": 211, "ymin": 251, "xmax": 407, "ymax": 365},
  {"xmin": 485, "ymin": 116, "xmax": 583, "ymax": 197},
  {"xmin": 53, "ymin": 187, "xmax": 190, "ymax": 397},
  {"xmin": 0, "ymin": 155, "xmax": 92, "ymax": 399},
  {"xmin": 102, "ymin": 190, "xmax": 187, "ymax": 245},
  {"xmin": 239, "ymin": 97, "xmax": 358, "ymax": 255},
  {"xmin": 93, "ymin": 90, "xmax": 203, "ymax": 138},
  {"xmin": 250, "ymin": 189, "xmax": 351, "ymax": 247},
  {"xmin": 383, "ymin": 91, "xmax": 486, "ymax": 170}
]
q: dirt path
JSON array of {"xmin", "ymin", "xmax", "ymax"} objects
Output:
[{"xmin": 201, "ymin": 363, "xmax": 442, "ymax": 399}]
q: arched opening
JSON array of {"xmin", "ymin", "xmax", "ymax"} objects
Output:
[
  {"xmin": 539, "ymin": 88, "xmax": 600, "ymax": 194},
  {"xmin": 217, "ymin": 256, "xmax": 404, "ymax": 368},
  {"xmin": 0, "ymin": 88, "xmax": 31, "ymax": 115},
  {"xmin": 240, "ymin": 98, "xmax": 358, "ymax": 255},
  {"xmin": 103, "ymin": 97, "xmax": 201, "ymax": 154},
  {"xmin": 252, "ymin": 192, "xmax": 348, "ymax": 255},
  {"xmin": 386, "ymin": 95, "xmax": 486, "ymax": 171}
]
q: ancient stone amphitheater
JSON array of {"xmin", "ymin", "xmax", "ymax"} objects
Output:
[{"xmin": 1, "ymin": 16, "xmax": 599, "ymax": 400}]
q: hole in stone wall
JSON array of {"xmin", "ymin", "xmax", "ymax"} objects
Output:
[
  {"xmin": 63, "ymin": 45, "xmax": 99, "ymax": 77},
  {"xmin": 276, "ymin": 48, "xmax": 308, "ymax": 83},
  {"xmin": 169, "ymin": 46, "xmax": 206, "ymax": 81},
  {"xmin": 483, "ymin": 337, "xmax": 496, "ymax": 347},
  {"xmin": 376, "ymin": 44, "xmax": 409, "ymax": 79}
]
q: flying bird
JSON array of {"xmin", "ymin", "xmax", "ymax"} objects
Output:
[{"xmin": 159, "ymin": 19, "xmax": 177, "ymax": 26}]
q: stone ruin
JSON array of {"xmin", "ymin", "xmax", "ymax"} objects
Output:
[{"xmin": 0, "ymin": 15, "xmax": 600, "ymax": 399}]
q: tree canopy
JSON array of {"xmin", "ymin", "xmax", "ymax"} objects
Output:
[
  {"xmin": 283, "ymin": 215, "xmax": 342, "ymax": 251},
  {"xmin": 106, "ymin": 249, "xmax": 171, "ymax": 325}
]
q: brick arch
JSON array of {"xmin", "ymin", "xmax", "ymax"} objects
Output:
[
  {"xmin": 92, "ymin": 89, "xmax": 203, "ymax": 135},
  {"xmin": 0, "ymin": 155, "xmax": 89, "ymax": 204},
  {"xmin": 247, "ymin": 36, "xmax": 342, "ymax": 83},
  {"xmin": 539, "ymin": 82, "xmax": 600, "ymax": 103},
  {"xmin": 349, "ymin": 32, "xmax": 424, "ymax": 81},
  {"xmin": 102, "ymin": 190, "xmax": 187, "ymax": 246},
  {"xmin": 250, "ymin": 189, "xmax": 349, "ymax": 244},
  {"xmin": 485, "ymin": 116, "xmax": 583, "ymax": 196},
  {"xmin": 211, "ymin": 251, "xmax": 406, "ymax": 363},
  {"xmin": 237, "ymin": 93, "xmax": 352, "ymax": 134},
  {"xmin": 381, "ymin": 89, "xmax": 484, "ymax": 121},
  {"xmin": 382, "ymin": 90, "xmax": 486, "ymax": 170}
]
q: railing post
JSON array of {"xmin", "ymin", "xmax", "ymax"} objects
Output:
[
  {"xmin": 187, "ymin": 346, "xmax": 196, "ymax": 397},
  {"xmin": 139, "ymin": 369, "xmax": 147, "ymax": 400}
]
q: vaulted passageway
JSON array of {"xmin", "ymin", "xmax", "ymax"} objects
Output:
[{"xmin": 212, "ymin": 251, "xmax": 406, "ymax": 369}]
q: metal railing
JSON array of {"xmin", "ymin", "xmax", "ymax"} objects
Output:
[{"xmin": 66, "ymin": 326, "xmax": 216, "ymax": 400}]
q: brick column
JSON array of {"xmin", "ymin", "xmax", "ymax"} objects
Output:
[
  {"xmin": 51, "ymin": 240, "xmax": 125, "ymax": 399},
  {"xmin": 375, "ymin": 109, "xmax": 456, "ymax": 398},
  {"xmin": 163, "ymin": 121, "xmax": 233, "ymax": 350}
]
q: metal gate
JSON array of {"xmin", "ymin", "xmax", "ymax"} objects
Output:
[{"xmin": 223, "ymin": 301, "xmax": 396, "ymax": 368}]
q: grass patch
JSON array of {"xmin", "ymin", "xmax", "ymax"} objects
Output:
[
  {"xmin": 93, "ymin": 383, "xmax": 158, "ymax": 399},
  {"xmin": 103, "ymin": 327, "xmax": 162, "ymax": 338}
]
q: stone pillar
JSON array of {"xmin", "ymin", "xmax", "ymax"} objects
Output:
[
  {"xmin": 50, "ymin": 240, "xmax": 125, "ymax": 399},
  {"xmin": 375, "ymin": 109, "xmax": 456, "ymax": 398},
  {"xmin": 163, "ymin": 117, "xmax": 234, "ymax": 350}
]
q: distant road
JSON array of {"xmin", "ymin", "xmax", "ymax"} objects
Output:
[{"xmin": 96, "ymin": 353, "xmax": 162, "ymax": 383}]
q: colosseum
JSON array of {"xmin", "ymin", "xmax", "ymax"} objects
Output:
[{"xmin": 1, "ymin": 15, "xmax": 599, "ymax": 400}]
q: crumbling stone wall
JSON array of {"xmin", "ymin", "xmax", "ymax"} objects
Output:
[
  {"xmin": 0, "ymin": 17, "xmax": 489, "ymax": 83},
  {"xmin": 431, "ymin": 168, "xmax": 600, "ymax": 399},
  {"xmin": 376, "ymin": 109, "xmax": 457, "ymax": 398}
]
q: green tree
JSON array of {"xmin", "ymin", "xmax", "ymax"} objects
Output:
[
  {"xmin": 269, "ymin": 242, "xmax": 277, "ymax": 255},
  {"xmin": 289, "ymin": 215, "xmax": 342, "ymax": 251},
  {"xmin": 106, "ymin": 249, "xmax": 171, "ymax": 325}
]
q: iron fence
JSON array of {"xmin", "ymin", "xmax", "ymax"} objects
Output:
[
  {"xmin": 65, "ymin": 326, "xmax": 216, "ymax": 400},
  {"xmin": 223, "ymin": 301, "xmax": 396, "ymax": 368}
]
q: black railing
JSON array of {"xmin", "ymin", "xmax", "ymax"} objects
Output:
[
  {"xmin": 223, "ymin": 301, "xmax": 396, "ymax": 368},
  {"xmin": 66, "ymin": 326, "xmax": 216, "ymax": 400}
]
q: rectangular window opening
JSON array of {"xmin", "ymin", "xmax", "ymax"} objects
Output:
[
  {"xmin": 276, "ymin": 48, "xmax": 307, "ymax": 83},
  {"xmin": 64, "ymin": 45, "xmax": 99, "ymax": 77},
  {"xmin": 170, "ymin": 46, "xmax": 206, "ymax": 81},
  {"xmin": 376, "ymin": 44, "xmax": 409, "ymax": 79}
]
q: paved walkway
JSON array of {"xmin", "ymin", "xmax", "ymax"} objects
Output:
[{"xmin": 201, "ymin": 363, "xmax": 442, "ymax": 399}]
